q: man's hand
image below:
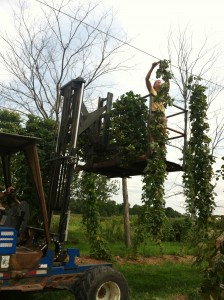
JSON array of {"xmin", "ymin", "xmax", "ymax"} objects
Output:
[{"xmin": 152, "ymin": 61, "xmax": 160, "ymax": 68}]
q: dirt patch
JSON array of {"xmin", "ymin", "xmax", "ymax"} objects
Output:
[
  {"xmin": 115, "ymin": 254, "xmax": 195, "ymax": 265},
  {"xmin": 76, "ymin": 254, "xmax": 195, "ymax": 266},
  {"xmin": 76, "ymin": 256, "xmax": 110, "ymax": 265}
]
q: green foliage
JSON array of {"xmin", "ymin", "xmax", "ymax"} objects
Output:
[
  {"xmin": 24, "ymin": 116, "xmax": 58, "ymax": 225},
  {"xmin": 183, "ymin": 80, "xmax": 215, "ymax": 227},
  {"xmin": 141, "ymin": 145, "xmax": 167, "ymax": 237},
  {"xmin": 109, "ymin": 91, "xmax": 148, "ymax": 165},
  {"xmin": 0, "ymin": 109, "xmax": 24, "ymax": 189},
  {"xmin": 129, "ymin": 204, "xmax": 143, "ymax": 215},
  {"xmin": 66, "ymin": 214, "xmax": 196, "ymax": 257},
  {"xmin": 162, "ymin": 217, "xmax": 193, "ymax": 243},
  {"xmin": 25, "ymin": 115, "xmax": 58, "ymax": 197},
  {"xmin": 70, "ymin": 197, "xmax": 123, "ymax": 216},
  {"xmin": 156, "ymin": 59, "xmax": 173, "ymax": 82},
  {"xmin": 201, "ymin": 252, "xmax": 224, "ymax": 299},
  {"xmin": 99, "ymin": 200, "xmax": 123, "ymax": 216},
  {"xmin": 217, "ymin": 158, "xmax": 224, "ymax": 201},
  {"xmin": 71, "ymin": 170, "xmax": 120, "ymax": 259},
  {"xmin": 101, "ymin": 216, "xmax": 124, "ymax": 243},
  {"xmin": 71, "ymin": 171, "xmax": 119, "ymax": 215},
  {"xmin": 155, "ymin": 59, "xmax": 174, "ymax": 107},
  {"xmin": 190, "ymin": 224, "xmax": 224, "ymax": 299},
  {"xmin": 73, "ymin": 172, "xmax": 111, "ymax": 260},
  {"xmin": 0, "ymin": 112, "xmax": 58, "ymax": 226},
  {"xmin": 165, "ymin": 206, "xmax": 183, "ymax": 218},
  {"xmin": 25, "ymin": 115, "xmax": 57, "ymax": 159},
  {"xmin": 183, "ymin": 78, "xmax": 221, "ymax": 298},
  {"xmin": 0, "ymin": 109, "xmax": 24, "ymax": 134}
]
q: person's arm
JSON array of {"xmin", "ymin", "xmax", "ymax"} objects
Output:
[{"xmin": 145, "ymin": 62, "xmax": 160, "ymax": 93}]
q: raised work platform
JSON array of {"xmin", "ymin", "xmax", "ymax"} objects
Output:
[
  {"xmin": 77, "ymin": 92, "xmax": 185, "ymax": 178},
  {"xmin": 78, "ymin": 155, "xmax": 183, "ymax": 178}
]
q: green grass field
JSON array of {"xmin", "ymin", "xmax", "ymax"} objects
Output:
[{"xmin": 117, "ymin": 262, "xmax": 202, "ymax": 299}]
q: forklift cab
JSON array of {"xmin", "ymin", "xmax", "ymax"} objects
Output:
[{"xmin": 0, "ymin": 131, "xmax": 51, "ymax": 248}]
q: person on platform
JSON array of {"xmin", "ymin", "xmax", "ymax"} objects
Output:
[{"xmin": 145, "ymin": 61, "xmax": 170, "ymax": 137}]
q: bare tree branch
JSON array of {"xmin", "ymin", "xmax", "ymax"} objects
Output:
[
  {"xmin": 168, "ymin": 25, "xmax": 224, "ymax": 153},
  {"xmin": 0, "ymin": 0, "xmax": 132, "ymax": 123}
]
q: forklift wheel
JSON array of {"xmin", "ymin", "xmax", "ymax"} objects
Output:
[{"xmin": 73, "ymin": 266, "xmax": 129, "ymax": 300}]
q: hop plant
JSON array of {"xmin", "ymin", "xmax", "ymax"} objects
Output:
[{"xmin": 156, "ymin": 60, "xmax": 173, "ymax": 81}]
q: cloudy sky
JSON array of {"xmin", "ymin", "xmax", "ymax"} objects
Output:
[{"xmin": 1, "ymin": 0, "xmax": 224, "ymax": 214}]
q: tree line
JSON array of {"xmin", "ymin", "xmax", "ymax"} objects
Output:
[{"xmin": 70, "ymin": 197, "xmax": 183, "ymax": 218}]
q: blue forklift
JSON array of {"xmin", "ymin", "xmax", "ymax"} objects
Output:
[{"xmin": 0, "ymin": 78, "xmax": 129, "ymax": 299}]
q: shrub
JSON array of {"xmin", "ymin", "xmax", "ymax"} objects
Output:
[
  {"xmin": 101, "ymin": 216, "xmax": 124, "ymax": 242},
  {"xmin": 162, "ymin": 217, "xmax": 192, "ymax": 242}
]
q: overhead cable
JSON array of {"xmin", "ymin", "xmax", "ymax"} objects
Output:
[{"xmin": 35, "ymin": 0, "xmax": 224, "ymax": 90}]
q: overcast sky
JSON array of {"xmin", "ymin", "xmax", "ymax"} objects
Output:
[{"xmin": 1, "ymin": 0, "xmax": 224, "ymax": 214}]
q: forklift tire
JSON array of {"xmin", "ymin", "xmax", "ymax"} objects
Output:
[{"xmin": 73, "ymin": 266, "xmax": 129, "ymax": 300}]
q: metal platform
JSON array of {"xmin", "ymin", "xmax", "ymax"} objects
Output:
[{"xmin": 78, "ymin": 155, "xmax": 183, "ymax": 178}]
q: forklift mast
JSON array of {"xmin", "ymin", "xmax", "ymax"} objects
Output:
[{"xmin": 47, "ymin": 77, "xmax": 85, "ymax": 242}]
